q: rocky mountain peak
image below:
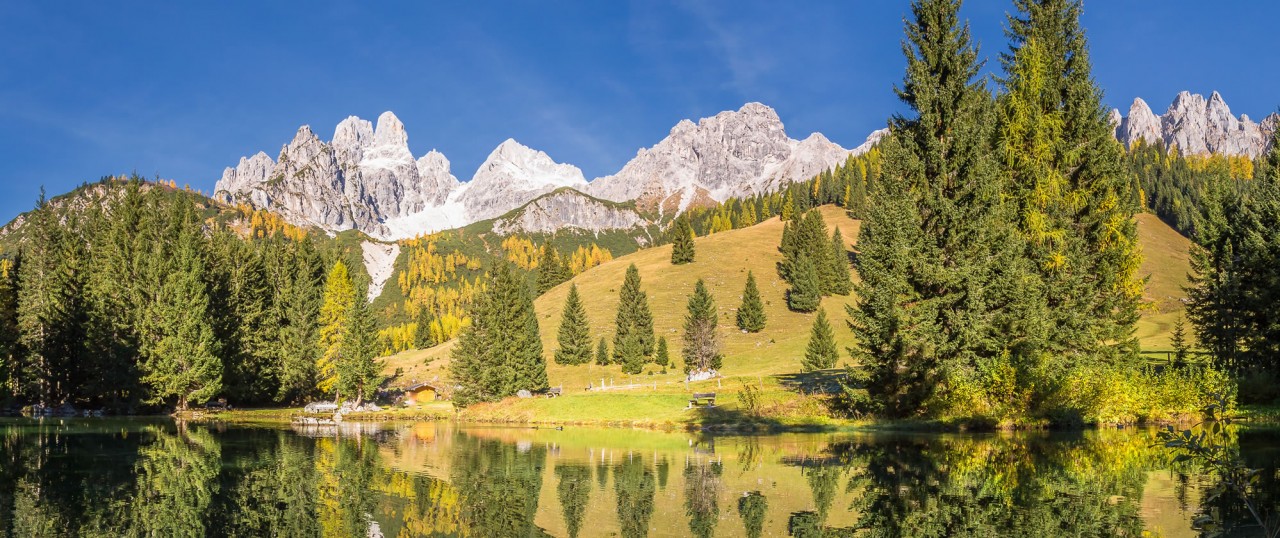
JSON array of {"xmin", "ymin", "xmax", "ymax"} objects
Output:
[
  {"xmin": 332, "ymin": 116, "xmax": 373, "ymax": 168},
  {"xmin": 1116, "ymin": 97, "xmax": 1161, "ymax": 147},
  {"xmin": 1111, "ymin": 91, "xmax": 1276, "ymax": 157},
  {"xmin": 587, "ymin": 102, "xmax": 849, "ymax": 213},
  {"xmin": 416, "ymin": 150, "xmax": 452, "ymax": 177},
  {"xmin": 373, "ymin": 111, "xmax": 409, "ymax": 149},
  {"xmin": 286, "ymin": 125, "xmax": 322, "ymax": 151},
  {"xmin": 455, "ymin": 139, "xmax": 587, "ymax": 221},
  {"xmin": 217, "ymin": 102, "xmax": 869, "ymax": 242}
]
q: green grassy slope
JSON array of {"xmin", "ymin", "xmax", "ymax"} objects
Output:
[
  {"xmin": 1134, "ymin": 212, "xmax": 1194, "ymax": 349},
  {"xmin": 379, "ymin": 206, "xmax": 1197, "ymax": 424},
  {"xmin": 382, "ymin": 206, "xmax": 861, "ymax": 391}
]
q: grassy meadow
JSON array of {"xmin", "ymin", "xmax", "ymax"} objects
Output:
[{"xmin": 376, "ymin": 206, "xmax": 1199, "ymax": 427}]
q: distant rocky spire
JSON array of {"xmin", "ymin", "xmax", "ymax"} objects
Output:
[{"xmin": 1110, "ymin": 91, "xmax": 1277, "ymax": 156}]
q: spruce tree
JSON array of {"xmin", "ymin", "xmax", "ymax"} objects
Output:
[
  {"xmin": 450, "ymin": 262, "xmax": 546, "ymax": 407},
  {"xmin": 619, "ymin": 333, "xmax": 645, "ymax": 375},
  {"xmin": 825, "ymin": 228, "xmax": 852, "ymax": 296},
  {"xmin": 316, "ymin": 260, "xmax": 356, "ymax": 397},
  {"xmin": 554, "ymin": 284, "xmax": 593, "ymax": 365},
  {"xmin": 141, "ymin": 205, "xmax": 221, "ymax": 411},
  {"xmin": 276, "ymin": 238, "xmax": 323, "ymax": 404},
  {"xmin": 777, "ymin": 219, "xmax": 799, "ymax": 281},
  {"xmin": 780, "ymin": 190, "xmax": 795, "ymax": 221},
  {"xmin": 682, "ymin": 279, "xmax": 720, "ymax": 373},
  {"xmin": 614, "ymin": 264, "xmax": 655, "ymax": 359},
  {"xmin": 414, "ymin": 306, "xmax": 437, "ymax": 349},
  {"xmin": 802, "ymin": 308, "xmax": 839, "ymax": 372},
  {"xmin": 16, "ymin": 189, "xmax": 87, "ymax": 405},
  {"xmin": 208, "ymin": 231, "xmax": 276, "ymax": 405},
  {"xmin": 82, "ymin": 179, "xmax": 145, "ymax": 408},
  {"xmin": 596, "ymin": 337, "xmax": 610, "ymax": 366},
  {"xmin": 536, "ymin": 245, "xmax": 570, "ymax": 295},
  {"xmin": 339, "ymin": 296, "xmax": 381, "ymax": 407},
  {"xmin": 654, "ymin": 336, "xmax": 670, "ymax": 369},
  {"xmin": 786, "ymin": 255, "xmax": 821, "ymax": 313},
  {"xmin": 1187, "ymin": 128, "xmax": 1280, "ymax": 376},
  {"xmin": 849, "ymin": 0, "xmax": 1024, "ymax": 417},
  {"xmin": 670, "ymin": 215, "xmax": 696, "ymax": 265},
  {"xmin": 1000, "ymin": 0, "xmax": 1143, "ymax": 364},
  {"xmin": 1170, "ymin": 316, "xmax": 1189, "ymax": 368},
  {"xmin": 736, "ymin": 271, "xmax": 767, "ymax": 332},
  {"xmin": 0, "ymin": 257, "xmax": 20, "ymax": 402}
]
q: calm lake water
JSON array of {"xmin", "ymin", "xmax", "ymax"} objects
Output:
[{"xmin": 0, "ymin": 419, "xmax": 1276, "ymax": 537}]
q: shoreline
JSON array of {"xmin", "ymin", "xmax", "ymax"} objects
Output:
[{"xmin": 166, "ymin": 403, "xmax": 1280, "ymax": 434}]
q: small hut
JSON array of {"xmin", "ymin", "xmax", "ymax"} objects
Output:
[{"xmin": 404, "ymin": 382, "xmax": 440, "ymax": 405}]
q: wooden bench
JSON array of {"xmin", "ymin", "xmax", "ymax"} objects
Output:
[
  {"xmin": 547, "ymin": 387, "xmax": 562, "ymax": 398},
  {"xmin": 687, "ymin": 392, "xmax": 716, "ymax": 409}
]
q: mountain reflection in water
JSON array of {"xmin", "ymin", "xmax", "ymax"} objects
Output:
[{"xmin": 0, "ymin": 419, "xmax": 1275, "ymax": 537}]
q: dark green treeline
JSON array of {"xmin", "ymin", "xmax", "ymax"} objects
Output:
[{"xmin": 0, "ymin": 178, "xmax": 361, "ymax": 411}]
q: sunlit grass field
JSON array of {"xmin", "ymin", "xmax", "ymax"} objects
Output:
[{"xmin": 378, "ymin": 207, "xmax": 1197, "ymax": 425}]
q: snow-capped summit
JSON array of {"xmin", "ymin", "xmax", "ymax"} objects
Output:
[
  {"xmin": 457, "ymin": 139, "xmax": 588, "ymax": 221},
  {"xmin": 587, "ymin": 102, "xmax": 862, "ymax": 214}
]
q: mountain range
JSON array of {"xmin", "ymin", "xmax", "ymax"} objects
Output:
[
  {"xmin": 217, "ymin": 91, "xmax": 1273, "ymax": 244},
  {"xmin": 1110, "ymin": 91, "xmax": 1277, "ymax": 157},
  {"xmin": 214, "ymin": 103, "xmax": 883, "ymax": 241}
]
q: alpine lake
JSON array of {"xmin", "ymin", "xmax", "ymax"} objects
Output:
[{"xmin": 0, "ymin": 418, "xmax": 1277, "ymax": 537}]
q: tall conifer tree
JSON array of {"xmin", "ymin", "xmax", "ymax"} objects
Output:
[
  {"xmin": 276, "ymin": 238, "xmax": 324, "ymax": 404},
  {"xmin": 787, "ymin": 255, "xmax": 821, "ymax": 313},
  {"xmin": 736, "ymin": 271, "xmax": 767, "ymax": 332},
  {"xmin": 450, "ymin": 262, "xmax": 546, "ymax": 407},
  {"xmin": 596, "ymin": 337, "xmax": 610, "ymax": 366},
  {"xmin": 825, "ymin": 227, "xmax": 852, "ymax": 296},
  {"xmin": 682, "ymin": 279, "xmax": 721, "ymax": 373},
  {"xmin": 17, "ymin": 190, "xmax": 88, "ymax": 405},
  {"xmin": 619, "ymin": 333, "xmax": 645, "ymax": 375},
  {"xmin": 1187, "ymin": 127, "xmax": 1280, "ymax": 376},
  {"xmin": 140, "ymin": 199, "xmax": 221, "ymax": 410},
  {"xmin": 654, "ymin": 336, "xmax": 670, "ymax": 369},
  {"xmin": 1000, "ymin": 0, "xmax": 1143, "ymax": 364},
  {"xmin": 614, "ymin": 264, "xmax": 655, "ymax": 359},
  {"xmin": 802, "ymin": 308, "xmax": 839, "ymax": 372},
  {"xmin": 849, "ymin": 0, "xmax": 1024, "ymax": 417},
  {"xmin": 670, "ymin": 216, "xmax": 696, "ymax": 265},
  {"xmin": 338, "ymin": 296, "xmax": 380, "ymax": 407},
  {"xmin": 554, "ymin": 284, "xmax": 593, "ymax": 365},
  {"xmin": 316, "ymin": 260, "xmax": 356, "ymax": 396}
]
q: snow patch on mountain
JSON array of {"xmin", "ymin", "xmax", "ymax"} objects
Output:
[{"xmin": 361, "ymin": 241, "xmax": 400, "ymax": 301}]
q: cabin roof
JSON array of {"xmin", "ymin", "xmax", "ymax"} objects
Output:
[{"xmin": 405, "ymin": 382, "xmax": 439, "ymax": 392}]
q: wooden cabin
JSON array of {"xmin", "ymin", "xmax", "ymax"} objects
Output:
[{"xmin": 404, "ymin": 382, "xmax": 439, "ymax": 405}]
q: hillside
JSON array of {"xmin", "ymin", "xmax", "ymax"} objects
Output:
[
  {"xmin": 1134, "ymin": 212, "xmax": 1195, "ymax": 349},
  {"xmin": 381, "ymin": 206, "xmax": 1197, "ymax": 423},
  {"xmin": 383, "ymin": 205, "xmax": 861, "ymax": 396}
]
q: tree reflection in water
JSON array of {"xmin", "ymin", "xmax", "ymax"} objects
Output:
[{"xmin": 0, "ymin": 420, "xmax": 1273, "ymax": 537}]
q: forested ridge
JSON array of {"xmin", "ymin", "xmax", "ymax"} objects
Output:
[{"xmin": 0, "ymin": 178, "xmax": 371, "ymax": 410}]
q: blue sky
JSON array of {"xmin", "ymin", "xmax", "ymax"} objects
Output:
[{"xmin": 1, "ymin": 1, "xmax": 1276, "ymax": 224}]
